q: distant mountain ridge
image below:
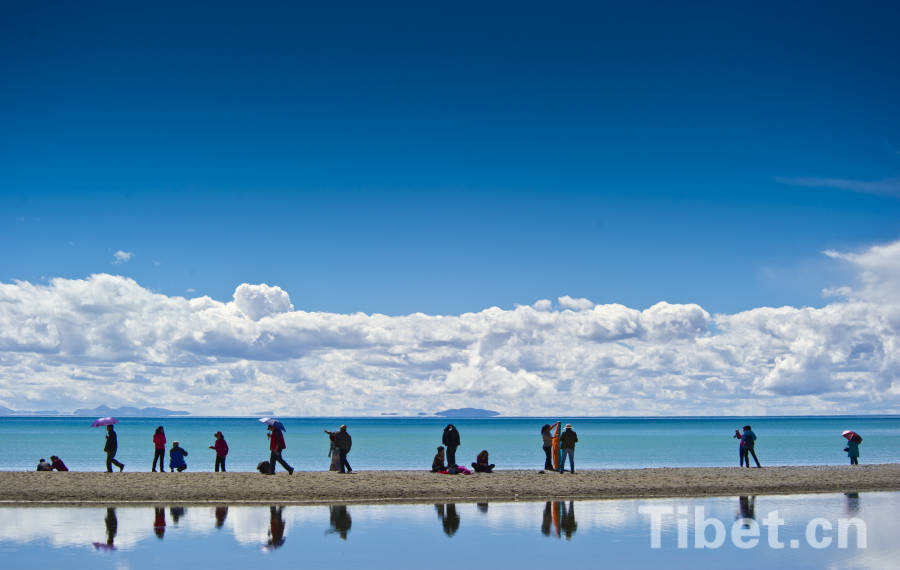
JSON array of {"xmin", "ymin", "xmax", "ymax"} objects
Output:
[
  {"xmin": 72, "ymin": 405, "xmax": 190, "ymax": 417},
  {"xmin": 435, "ymin": 407, "xmax": 500, "ymax": 418}
]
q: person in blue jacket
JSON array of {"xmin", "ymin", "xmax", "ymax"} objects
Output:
[
  {"xmin": 740, "ymin": 426, "xmax": 761, "ymax": 468},
  {"xmin": 169, "ymin": 441, "xmax": 188, "ymax": 472},
  {"xmin": 845, "ymin": 439, "xmax": 860, "ymax": 465}
]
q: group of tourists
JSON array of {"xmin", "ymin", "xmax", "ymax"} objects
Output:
[{"xmin": 35, "ymin": 419, "xmax": 865, "ymax": 472}]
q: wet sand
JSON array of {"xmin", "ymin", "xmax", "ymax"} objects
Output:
[{"xmin": 1, "ymin": 465, "xmax": 898, "ymax": 505}]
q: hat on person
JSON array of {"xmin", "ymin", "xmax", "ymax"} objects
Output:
[
  {"xmin": 173, "ymin": 441, "xmax": 180, "ymax": 445},
  {"xmin": 565, "ymin": 423, "xmax": 573, "ymax": 429},
  {"xmin": 340, "ymin": 424, "xmax": 347, "ymax": 430},
  {"xmin": 215, "ymin": 431, "xmax": 223, "ymax": 437}
]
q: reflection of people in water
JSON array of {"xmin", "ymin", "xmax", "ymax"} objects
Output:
[
  {"xmin": 215, "ymin": 506, "xmax": 229, "ymax": 528},
  {"xmin": 541, "ymin": 502, "xmax": 553, "ymax": 536},
  {"xmin": 170, "ymin": 506, "xmax": 186, "ymax": 524},
  {"xmin": 845, "ymin": 492, "xmax": 860, "ymax": 515},
  {"xmin": 327, "ymin": 505, "xmax": 352, "ymax": 540},
  {"xmin": 93, "ymin": 507, "xmax": 118, "ymax": 550},
  {"xmin": 559, "ymin": 502, "xmax": 577, "ymax": 540},
  {"xmin": 267, "ymin": 506, "xmax": 286, "ymax": 549},
  {"xmin": 435, "ymin": 504, "xmax": 460, "ymax": 537},
  {"xmin": 737, "ymin": 496, "xmax": 756, "ymax": 528},
  {"xmin": 476, "ymin": 502, "xmax": 489, "ymax": 514},
  {"xmin": 154, "ymin": 507, "xmax": 166, "ymax": 539},
  {"xmin": 541, "ymin": 501, "xmax": 577, "ymax": 539}
]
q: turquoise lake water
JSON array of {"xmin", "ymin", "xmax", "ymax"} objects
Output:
[
  {"xmin": 1, "ymin": 416, "xmax": 898, "ymax": 472},
  {"xmin": 0, "ymin": 493, "xmax": 895, "ymax": 569}
]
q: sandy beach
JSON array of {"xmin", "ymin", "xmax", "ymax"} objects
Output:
[{"xmin": 1, "ymin": 464, "xmax": 898, "ymax": 505}]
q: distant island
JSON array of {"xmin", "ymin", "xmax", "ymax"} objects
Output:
[
  {"xmin": 435, "ymin": 407, "xmax": 500, "ymax": 418},
  {"xmin": 72, "ymin": 405, "xmax": 190, "ymax": 417},
  {"xmin": 0, "ymin": 405, "xmax": 189, "ymax": 417}
]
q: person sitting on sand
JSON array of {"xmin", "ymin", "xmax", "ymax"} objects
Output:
[
  {"xmin": 169, "ymin": 441, "xmax": 188, "ymax": 472},
  {"xmin": 36, "ymin": 458, "xmax": 52, "ymax": 471},
  {"xmin": 432, "ymin": 446, "xmax": 446, "ymax": 472},
  {"xmin": 50, "ymin": 455, "xmax": 68, "ymax": 471},
  {"xmin": 471, "ymin": 450, "xmax": 495, "ymax": 473}
]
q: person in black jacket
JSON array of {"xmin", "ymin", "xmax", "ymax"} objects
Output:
[
  {"xmin": 442, "ymin": 424, "xmax": 460, "ymax": 467},
  {"xmin": 105, "ymin": 424, "xmax": 125, "ymax": 472},
  {"xmin": 333, "ymin": 425, "xmax": 352, "ymax": 473}
]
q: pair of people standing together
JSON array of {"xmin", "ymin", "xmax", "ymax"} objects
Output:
[
  {"xmin": 151, "ymin": 426, "xmax": 227, "ymax": 472},
  {"xmin": 325, "ymin": 425, "xmax": 353, "ymax": 473},
  {"xmin": 540, "ymin": 422, "xmax": 578, "ymax": 473}
]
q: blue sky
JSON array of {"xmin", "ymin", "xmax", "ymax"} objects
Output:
[
  {"xmin": 1, "ymin": 2, "xmax": 900, "ymax": 415},
  {"xmin": 3, "ymin": 1, "xmax": 899, "ymax": 316}
]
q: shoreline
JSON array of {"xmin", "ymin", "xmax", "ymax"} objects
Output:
[{"xmin": 1, "ymin": 464, "xmax": 899, "ymax": 506}]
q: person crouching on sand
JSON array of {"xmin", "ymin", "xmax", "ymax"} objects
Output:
[
  {"xmin": 50, "ymin": 455, "xmax": 68, "ymax": 471},
  {"xmin": 432, "ymin": 446, "xmax": 446, "ymax": 472},
  {"xmin": 169, "ymin": 441, "xmax": 188, "ymax": 472},
  {"xmin": 210, "ymin": 431, "xmax": 229, "ymax": 472}
]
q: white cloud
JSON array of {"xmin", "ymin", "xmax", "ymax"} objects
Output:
[
  {"xmin": 1, "ymin": 240, "xmax": 900, "ymax": 415},
  {"xmin": 558, "ymin": 295, "xmax": 594, "ymax": 311},
  {"xmin": 112, "ymin": 250, "xmax": 134, "ymax": 264}
]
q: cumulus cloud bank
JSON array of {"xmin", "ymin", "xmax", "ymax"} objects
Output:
[{"xmin": 2, "ymin": 240, "xmax": 899, "ymax": 416}]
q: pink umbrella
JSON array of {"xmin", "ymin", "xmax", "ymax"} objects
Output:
[
  {"xmin": 91, "ymin": 417, "xmax": 118, "ymax": 427},
  {"xmin": 842, "ymin": 430, "xmax": 862, "ymax": 444}
]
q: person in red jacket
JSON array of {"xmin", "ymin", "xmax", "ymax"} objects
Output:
[
  {"xmin": 267, "ymin": 425, "xmax": 294, "ymax": 474},
  {"xmin": 152, "ymin": 426, "xmax": 166, "ymax": 472},
  {"xmin": 209, "ymin": 431, "xmax": 229, "ymax": 472}
]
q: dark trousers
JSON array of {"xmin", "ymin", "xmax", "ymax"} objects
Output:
[
  {"xmin": 152, "ymin": 449, "xmax": 165, "ymax": 472},
  {"xmin": 740, "ymin": 447, "xmax": 761, "ymax": 467},
  {"xmin": 338, "ymin": 448, "xmax": 352, "ymax": 473},
  {"xmin": 543, "ymin": 445, "xmax": 553, "ymax": 470},
  {"xmin": 106, "ymin": 452, "xmax": 124, "ymax": 472},
  {"xmin": 850, "ymin": 457, "xmax": 858, "ymax": 465},
  {"xmin": 215, "ymin": 456, "xmax": 226, "ymax": 472},
  {"xmin": 269, "ymin": 450, "xmax": 293, "ymax": 473},
  {"xmin": 446, "ymin": 445, "xmax": 458, "ymax": 467}
]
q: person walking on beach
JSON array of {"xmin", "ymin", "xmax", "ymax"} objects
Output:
[
  {"xmin": 324, "ymin": 429, "xmax": 341, "ymax": 471},
  {"xmin": 169, "ymin": 441, "xmax": 188, "ymax": 472},
  {"xmin": 152, "ymin": 426, "xmax": 166, "ymax": 472},
  {"xmin": 442, "ymin": 424, "xmax": 460, "ymax": 468},
  {"xmin": 559, "ymin": 423, "xmax": 577, "ymax": 474},
  {"xmin": 209, "ymin": 431, "xmax": 229, "ymax": 472},
  {"xmin": 333, "ymin": 424, "xmax": 352, "ymax": 473},
  {"xmin": 740, "ymin": 425, "xmax": 761, "ymax": 468},
  {"xmin": 267, "ymin": 424, "xmax": 294, "ymax": 474},
  {"xmin": 105, "ymin": 424, "xmax": 125, "ymax": 472}
]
